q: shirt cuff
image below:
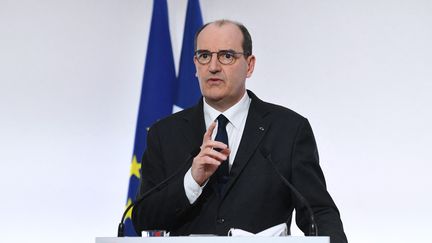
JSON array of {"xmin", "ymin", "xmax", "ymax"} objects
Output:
[{"xmin": 184, "ymin": 167, "xmax": 207, "ymax": 204}]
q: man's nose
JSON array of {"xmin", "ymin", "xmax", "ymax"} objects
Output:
[{"xmin": 208, "ymin": 53, "xmax": 221, "ymax": 73}]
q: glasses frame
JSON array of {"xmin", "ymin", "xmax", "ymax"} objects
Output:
[{"xmin": 194, "ymin": 50, "xmax": 249, "ymax": 65}]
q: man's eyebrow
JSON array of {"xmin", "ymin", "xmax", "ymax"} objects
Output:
[
  {"xmin": 218, "ymin": 49, "xmax": 236, "ymax": 53},
  {"xmin": 195, "ymin": 49, "xmax": 236, "ymax": 53}
]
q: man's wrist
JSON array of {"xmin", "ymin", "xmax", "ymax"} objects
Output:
[{"xmin": 184, "ymin": 167, "xmax": 207, "ymax": 204}]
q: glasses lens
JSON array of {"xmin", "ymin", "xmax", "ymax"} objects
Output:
[
  {"xmin": 218, "ymin": 51, "xmax": 235, "ymax": 64},
  {"xmin": 197, "ymin": 51, "xmax": 211, "ymax": 64}
]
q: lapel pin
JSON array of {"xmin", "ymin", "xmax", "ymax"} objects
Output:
[{"xmin": 259, "ymin": 126, "xmax": 265, "ymax": 131}]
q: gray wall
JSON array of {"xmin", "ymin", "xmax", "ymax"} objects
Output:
[{"xmin": 1, "ymin": 0, "xmax": 431, "ymax": 242}]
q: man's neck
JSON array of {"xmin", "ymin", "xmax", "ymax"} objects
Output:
[{"xmin": 204, "ymin": 91, "xmax": 247, "ymax": 112}]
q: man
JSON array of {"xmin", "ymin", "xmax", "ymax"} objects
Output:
[{"xmin": 132, "ymin": 20, "xmax": 347, "ymax": 243}]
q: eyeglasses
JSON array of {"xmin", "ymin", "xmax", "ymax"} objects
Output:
[{"xmin": 194, "ymin": 50, "xmax": 249, "ymax": 65}]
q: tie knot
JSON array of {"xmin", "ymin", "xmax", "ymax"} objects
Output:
[{"xmin": 217, "ymin": 114, "xmax": 229, "ymax": 128}]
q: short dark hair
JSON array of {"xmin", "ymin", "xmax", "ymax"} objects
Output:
[{"xmin": 194, "ymin": 19, "xmax": 253, "ymax": 57}]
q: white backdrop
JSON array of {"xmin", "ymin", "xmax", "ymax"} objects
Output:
[{"xmin": 0, "ymin": 1, "xmax": 431, "ymax": 243}]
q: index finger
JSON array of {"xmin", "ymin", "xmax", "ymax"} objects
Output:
[{"xmin": 203, "ymin": 121, "xmax": 217, "ymax": 142}]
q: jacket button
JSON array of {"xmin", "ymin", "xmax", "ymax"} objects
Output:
[{"xmin": 216, "ymin": 218, "xmax": 225, "ymax": 224}]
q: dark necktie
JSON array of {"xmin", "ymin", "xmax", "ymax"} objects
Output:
[{"xmin": 214, "ymin": 114, "xmax": 229, "ymax": 194}]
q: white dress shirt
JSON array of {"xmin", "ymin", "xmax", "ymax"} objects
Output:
[{"xmin": 184, "ymin": 92, "xmax": 251, "ymax": 203}]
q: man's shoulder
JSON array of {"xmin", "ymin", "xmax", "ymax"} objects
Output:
[
  {"xmin": 262, "ymin": 101, "xmax": 309, "ymax": 129},
  {"xmin": 151, "ymin": 105, "xmax": 198, "ymax": 129},
  {"xmin": 249, "ymin": 91, "xmax": 307, "ymax": 125},
  {"xmin": 262, "ymin": 100, "xmax": 304, "ymax": 118}
]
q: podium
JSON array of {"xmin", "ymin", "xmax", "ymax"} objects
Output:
[{"xmin": 96, "ymin": 236, "xmax": 329, "ymax": 243}]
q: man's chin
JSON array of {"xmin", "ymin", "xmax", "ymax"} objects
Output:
[
  {"xmin": 204, "ymin": 95, "xmax": 224, "ymax": 104},
  {"xmin": 203, "ymin": 89, "xmax": 226, "ymax": 100}
]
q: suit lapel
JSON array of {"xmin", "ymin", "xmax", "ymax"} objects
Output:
[
  {"xmin": 221, "ymin": 91, "xmax": 271, "ymax": 199},
  {"xmin": 178, "ymin": 100, "xmax": 206, "ymax": 152}
]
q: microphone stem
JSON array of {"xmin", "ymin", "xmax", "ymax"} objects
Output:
[
  {"xmin": 266, "ymin": 153, "xmax": 318, "ymax": 236},
  {"xmin": 117, "ymin": 148, "xmax": 200, "ymax": 237}
]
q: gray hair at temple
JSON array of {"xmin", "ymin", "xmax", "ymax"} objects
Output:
[{"xmin": 193, "ymin": 19, "xmax": 253, "ymax": 57}]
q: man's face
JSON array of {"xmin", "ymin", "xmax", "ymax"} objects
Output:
[{"xmin": 194, "ymin": 23, "xmax": 255, "ymax": 111}]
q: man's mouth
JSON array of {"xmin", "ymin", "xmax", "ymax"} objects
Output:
[{"xmin": 208, "ymin": 78, "xmax": 223, "ymax": 82}]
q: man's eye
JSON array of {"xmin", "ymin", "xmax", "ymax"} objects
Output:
[
  {"xmin": 223, "ymin": 52, "xmax": 234, "ymax": 58},
  {"xmin": 199, "ymin": 53, "xmax": 210, "ymax": 59}
]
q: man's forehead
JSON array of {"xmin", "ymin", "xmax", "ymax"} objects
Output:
[{"xmin": 197, "ymin": 23, "xmax": 243, "ymax": 49}]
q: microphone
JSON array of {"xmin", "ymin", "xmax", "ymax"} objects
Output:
[
  {"xmin": 260, "ymin": 147, "xmax": 318, "ymax": 236},
  {"xmin": 117, "ymin": 148, "xmax": 201, "ymax": 237}
]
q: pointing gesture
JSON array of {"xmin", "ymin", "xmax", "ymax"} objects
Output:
[{"xmin": 191, "ymin": 121, "xmax": 231, "ymax": 186}]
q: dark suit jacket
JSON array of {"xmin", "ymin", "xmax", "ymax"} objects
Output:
[{"xmin": 132, "ymin": 90, "xmax": 347, "ymax": 243}]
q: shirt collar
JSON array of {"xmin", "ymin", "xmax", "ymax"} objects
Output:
[{"xmin": 203, "ymin": 92, "xmax": 251, "ymax": 128}]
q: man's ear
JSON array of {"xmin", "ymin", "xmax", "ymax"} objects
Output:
[{"xmin": 246, "ymin": 55, "xmax": 256, "ymax": 78}]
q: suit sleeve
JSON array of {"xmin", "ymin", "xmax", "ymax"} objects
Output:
[
  {"xmin": 131, "ymin": 124, "xmax": 194, "ymax": 235},
  {"xmin": 291, "ymin": 119, "xmax": 348, "ymax": 243}
]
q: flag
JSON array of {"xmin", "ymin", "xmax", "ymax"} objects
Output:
[
  {"xmin": 124, "ymin": 0, "xmax": 176, "ymax": 236},
  {"xmin": 124, "ymin": 0, "xmax": 203, "ymax": 236},
  {"xmin": 174, "ymin": 0, "xmax": 203, "ymax": 111}
]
